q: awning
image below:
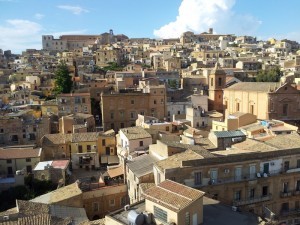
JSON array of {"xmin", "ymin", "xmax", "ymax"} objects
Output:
[{"xmin": 107, "ymin": 166, "xmax": 124, "ymax": 178}]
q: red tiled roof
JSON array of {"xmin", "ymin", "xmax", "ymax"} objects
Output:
[
  {"xmin": 0, "ymin": 148, "xmax": 41, "ymax": 159},
  {"xmin": 51, "ymin": 160, "xmax": 70, "ymax": 169},
  {"xmin": 143, "ymin": 180, "xmax": 204, "ymax": 212}
]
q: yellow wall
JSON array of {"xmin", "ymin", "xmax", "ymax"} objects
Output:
[
  {"xmin": 70, "ymin": 141, "xmax": 98, "ymax": 154},
  {"xmin": 0, "ymin": 157, "xmax": 40, "ymax": 175}
]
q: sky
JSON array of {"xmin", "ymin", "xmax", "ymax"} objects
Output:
[{"xmin": 1, "ymin": 0, "xmax": 300, "ymax": 53}]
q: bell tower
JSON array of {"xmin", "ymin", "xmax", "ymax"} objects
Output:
[{"xmin": 208, "ymin": 63, "xmax": 226, "ymax": 112}]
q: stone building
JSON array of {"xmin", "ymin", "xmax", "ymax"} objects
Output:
[
  {"xmin": 57, "ymin": 93, "xmax": 91, "ymax": 117},
  {"xmin": 153, "ymin": 133, "xmax": 300, "ymax": 224},
  {"xmin": 101, "ymin": 85, "xmax": 167, "ymax": 131},
  {"xmin": 223, "ymin": 82, "xmax": 300, "ymax": 122}
]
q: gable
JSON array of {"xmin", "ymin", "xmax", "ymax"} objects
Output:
[{"xmin": 274, "ymin": 83, "xmax": 299, "ymax": 94}]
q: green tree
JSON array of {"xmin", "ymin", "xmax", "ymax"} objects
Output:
[
  {"xmin": 256, "ymin": 67, "xmax": 282, "ymax": 82},
  {"xmin": 53, "ymin": 62, "xmax": 73, "ymax": 95},
  {"xmin": 102, "ymin": 62, "xmax": 123, "ymax": 71}
]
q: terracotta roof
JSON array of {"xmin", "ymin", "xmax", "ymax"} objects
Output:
[
  {"xmin": 225, "ymin": 82, "xmax": 279, "ymax": 92},
  {"xmin": 42, "ymin": 132, "xmax": 100, "ymax": 145},
  {"xmin": 31, "ymin": 182, "xmax": 82, "ymax": 205},
  {"xmin": 120, "ymin": 127, "xmax": 151, "ymax": 140},
  {"xmin": 143, "ymin": 180, "xmax": 204, "ymax": 212},
  {"xmin": 0, "ymin": 148, "xmax": 41, "ymax": 159}
]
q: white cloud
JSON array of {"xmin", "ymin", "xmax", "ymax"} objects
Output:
[
  {"xmin": 0, "ymin": 19, "xmax": 42, "ymax": 53},
  {"xmin": 57, "ymin": 5, "xmax": 89, "ymax": 15},
  {"xmin": 153, "ymin": 0, "xmax": 261, "ymax": 38},
  {"xmin": 34, "ymin": 13, "xmax": 45, "ymax": 20}
]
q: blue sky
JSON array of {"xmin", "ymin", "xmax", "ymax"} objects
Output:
[{"xmin": 1, "ymin": 0, "xmax": 300, "ymax": 53}]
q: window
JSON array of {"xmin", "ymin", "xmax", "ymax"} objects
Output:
[
  {"xmin": 120, "ymin": 196, "xmax": 126, "ymax": 206},
  {"xmin": 283, "ymin": 182, "xmax": 289, "ymax": 193},
  {"xmin": 262, "ymin": 186, "xmax": 268, "ymax": 196},
  {"xmin": 110, "ymin": 112, "xmax": 114, "ymax": 119},
  {"xmin": 130, "ymin": 112, "xmax": 135, "ymax": 119},
  {"xmin": 106, "ymin": 147, "xmax": 110, "ymax": 155},
  {"xmin": 154, "ymin": 206, "xmax": 168, "ymax": 223},
  {"xmin": 82, "ymin": 98, "xmax": 86, "ymax": 103},
  {"xmin": 211, "ymin": 78, "xmax": 214, "ymax": 87},
  {"xmin": 210, "ymin": 169, "xmax": 218, "ymax": 183},
  {"xmin": 281, "ymin": 202, "xmax": 289, "ymax": 213},
  {"xmin": 78, "ymin": 145, "xmax": 83, "ymax": 153},
  {"xmin": 249, "ymin": 188, "xmax": 255, "ymax": 199},
  {"xmin": 283, "ymin": 104, "xmax": 288, "ymax": 116},
  {"xmin": 235, "ymin": 167, "xmax": 242, "ymax": 181},
  {"xmin": 185, "ymin": 212, "xmax": 190, "ymax": 225},
  {"xmin": 139, "ymin": 141, "xmax": 143, "ymax": 147},
  {"xmin": 120, "ymin": 123, "xmax": 124, "ymax": 128},
  {"xmin": 234, "ymin": 190, "xmax": 241, "ymax": 201},
  {"xmin": 102, "ymin": 139, "xmax": 106, "ymax": 146},
  {"xmin": 87, "ymin": 145, "xmax": 91, "ymax": 152},
  {"xmin": 236, "ymin": 102, "xmax": 240, "ymax": 112},
  {"xmin": 93, "ymin": 202, "xmax": 99, "ymax": 212},
  {"xmin": 284, "ymin": 161, "xmax": 290, "ymax": 171},
  {"xmin": 249, "ymin": 165, "xmax": 256, "ymax": 179},
  {"xmin": 296, "ymin": 180, "xmax": 300, "ymax": 191},
  {"xmin": 297, "ymin": 159, "xmax": 300, "ymax": 168},
  {"xmin": 6, "ymin": 159, "xmax": 12, "ymax": 164},
  {"xmin": 131, "ymin": 99, "xmax": 134, "ymax": 104},
  {"xmin": 250, "ymin": 105, "xmax": 254, "ymax": 114},
  {"xmin": 218, "ymin": 77, "xmax": 222, "ymax": 86},
  {"xmin": 26, "ymin": 165, "xmax": 32, "ymax": 173},
  {"xmin": 109, "ymin": 199, "xmax": 115, "ymax": 207},
  {"xmin": 194, "ymin": 172, "xmax": 202, "ymax": 185},
  {"xmin": 0, "ymin": 128, "xmax": 4, "ymax": 133},
  {"xmin": 120, "ymin": 111, "xmax": 124, "ymax": 118},
  {"xmin": 154, "ymin": 100, "xmax": 157, "ymax": 104},
  {"xmin": 26, "ymin": 158, "xmax": 31, "ymax": 162},
  {"xmin": 111, "ymin": 123, "xmax": 114, "ymax": 130}
]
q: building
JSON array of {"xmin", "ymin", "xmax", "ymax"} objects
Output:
[
  {"xmin": 0, "ymin": 146, "xmax": 42, "ymax": 176},
  {"xmin": 33, "ymin": 159, "xmax": 70, "ymax": 185},
  {"xmin": 117, "ymin": 127, "xmax": 152, "ymax": 162},
  {"xmin": 57, "ymin": 93, "xmax": 91, "ymax": 117},
  {"xmin": 126, "ymin": 154, "xmax": 159, "ymax": 204},
  {"xmin": 153, "ymin": 133, "xmax": 300, "ymax": 223},
  {"xmin": 59, "ymin": 113, "xmax": 95, "ymax": 134},
  {"xmin": 0, "ymin": 200, "xmax": 88, "ymax": 225},
  {"xmin": 223, "ymin": 82, "xmax": 300, "ymax": 121},
  {"xmin": 208, "ymin": 63, "xmax": 226, "ymax": 112},
  {"xmin": 101, "ymin": 84, "xmax": 167, "ymax": 132},
  {"xmin": 30, "ymin": 180, "xmax": 128, "ymax": 221}
]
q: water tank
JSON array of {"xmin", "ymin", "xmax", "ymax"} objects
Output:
[{"xmin": 127, "ymin": 210, "xmax": 144, "ymax": 225}]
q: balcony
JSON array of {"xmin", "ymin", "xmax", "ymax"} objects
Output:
[
  {"xmin": 280, "ymin": 191, "xmax": 292, "ymax": 198},
  {"xmin": 233, "ymin": 194, "xmax": 272, "ymax": 206},
  {"xmin": 294, "ymin": 190, "xmax": 300, "ymax": 196},
  {"xmin": 280, "ymin": 209, "xmax": 300, "ymax": 217}
]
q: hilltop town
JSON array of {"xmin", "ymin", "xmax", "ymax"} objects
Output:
[{"xmin": 0, "ymin": 29, "xmax": 300, "ymax": 225}]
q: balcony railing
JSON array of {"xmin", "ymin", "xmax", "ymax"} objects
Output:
[
  {"xmin": 206, "ymin": 168, "xmax": 300, "ymax": 186},
  {"xmin": 280, "ymin": 191, "xmax": 292, "ymax": 198},
  {"xmin": 233, "ymin": 194, "xmax": 272, "ymax": 206},
  {"xmin": 280, "ymin": 209, "xmax": 300, "ymax": 217}
]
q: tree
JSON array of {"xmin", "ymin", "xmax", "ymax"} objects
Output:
[
  {"xmin": 53, "ymin": 62, "xmax": 73, "ymax": 95},
  {"xmin": 256, "ymin": 67, "xmax": 282, "ymax": 82}
]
